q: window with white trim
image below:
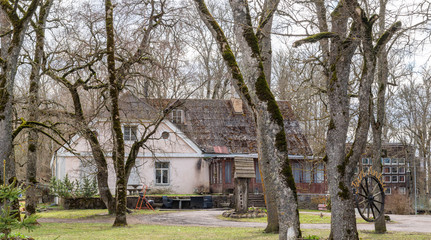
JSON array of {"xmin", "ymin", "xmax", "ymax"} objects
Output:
[
  {"xmin": 155, "ymin": 162, "xmax": 169, "ymax": 185},
  {"xmin": 362, "ymin": 158, "xmax": 370, "ymax": 165},
  {"xmin": 392, "ymin": 158, "xmax": 398, "ymax": 165},
  {"xmin": 383, "ymin": 167, "xmax": 391, "ymax": 174},
  {"xmin": 314, "ymin": 163, "xmax": 325, "ymax": 183},
  {"xmin": 399, "ymin": 187, "xmax": 406, "ymax": 195},
  {"xmin": 382, "ymin": 158, "xmax": 391, "ymax": 165},
  {"xmin": 385, "ymin": 187, "xmax": 391, "ymax": 195},
  {"xmin": 123, "ymin": 126, "xmax": 137, "ymax": 141},
  {"xmin": 391, "ymin": 167, "xmax": 398, "ymax": 174},
  {"xmin": 383, "ymin": 175, "xmax": 391, "ymax": 183},
  {"xmin": 399, "ymin": 175, "xmax": 405, "ymax": 182},
  {"xmin": 398, "ymin": 158, "xmax": 406, "ymax": 165},
  {"xmin": 399, "ymin": 167, "xmax": 406, "ymax": 174},
  {"xmin": 254, "ymin": 161, "xmax": 261, "ymax": 183},
  {"xmin": 171, "ymin": 109, "xmax": 184, "ymax": 124},
  {"xmin": 391, "ymin": 175, "xmax": 398, "ymax": 183}
]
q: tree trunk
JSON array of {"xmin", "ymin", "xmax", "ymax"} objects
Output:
[
  {"xmin": 105, "ymin": 0, "xmax": 127, "ymax": 226},
  {"xmin": 26, "ymin": 0, "xmax": 53, "ymax": 216},
  {"xmin": 0, "ymin": 1, "xmax": 39, "ymax": 184},
  {"xmin": 85, "ymin": 130, "xmax": 116, "ymax": 214},
  {"xmin": 257, "ymin": 0, "xmax": 280, "ymax": 232},
  {"xmin": 325, "ymin": 4, "xmax": 359, "ymax": 239},
  {"xmin": 0, "ymin": 8, "xmax": 14, "ymax": 186},
  {"xmin": 372, "ymin": 2, "xmax": 389, "ymax": 233}
]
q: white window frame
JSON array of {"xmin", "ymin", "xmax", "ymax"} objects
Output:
[
  {"xmin": 399, "ymin": 166, "xmax": 406, "ymax": 174},
  {"xmin": 399, "ymin": 187, "xmax": 406, "ymax": 195},
  {"xmin": 123, "ymin": 125, "xmax": 138, "ymax": 141},
  {"xmin": 392, "ymin": 158, "xmax": 398, "ymax": 165},
  {"xmin": 391, "ymin": 175, "xmax": 398, "ymax": 183},
  {"xmin": 398, "ymin": 158, "xmax": 405, "ymax": 165},
  {"xmin": 362, "ymin": 158, "xmax": 370, "ymax": 165},
  {"xmin": 155, "ymin": 162, "xmax": 170, "ymax": 185},
  {"xmin": 171, "ymin": 109, "xmax": 184, "ymax": 124},
  {"xmin": 383, "ymin": 158, "xmax": 391, "ymax": 165},
  {"xmin": 383, "ymin": 175, "xmax": 391, "ymax": 183},
  {"xmin": 391, "ymin": 166, "xmax": 398, "ymax": 174},
  {"xmin": 399, "ymin": 175, "xmax": 406, "ymax": 183},
  {"xmin": 385, "ymin": 187, "xmax": 391, "ymax": 195},
  {"xmin": 383, "ymin": 166, "xmax": 391, "ymax": 174},
  {"xmin": 314, "ymin": 163, "xmax": 325, "ymax": 183}
]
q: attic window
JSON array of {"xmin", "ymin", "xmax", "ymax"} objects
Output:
[
  {"xmin": 171, "ymin": 109, "xmax": 184, "ymax": 124},
  {"xmin": 161, "ymin": 131, "xmax": 170, "ymax": 139},
  {"xmin": 124, "ymin": 126, "xmax": 137, "ymax": 141}
]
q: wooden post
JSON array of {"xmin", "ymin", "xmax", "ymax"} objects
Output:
[
  {"xmin": 233, "ymin": 157, "xmax": 255, "ymax": 213},
  {"xmin": 234, "ymin": 178, "xmax": 249, "ymax": 213}
]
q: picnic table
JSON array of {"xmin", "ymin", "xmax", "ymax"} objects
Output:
[{"xmin": 127, "ymin": 184, "xmax": 142, "ymax": 195}]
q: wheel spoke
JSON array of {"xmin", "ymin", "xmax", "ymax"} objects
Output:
[
  {"xmin": 371, "ymin": 201, "xmax": 381, "ymax": 214},
  {"xmin": 361, "ymin": 203, "xmax": 367, "ymax": 215},
  {"xmin": 372, "ymin": 192, "xmax": 382, "ymax": 198},
  {"xmin": 371, "ymin": 181, "xmax": 378, "ymax": 193},
  {"xmin": 360, "ymin": 184, "xmax": 368, "ymax": 196},
  {"xmin": 365, "ymin": 177, "xmax": 369, "ymax": 194},
  {"xmin": 358, "ymin": 193, "xmax": 368, "ymax": 198},
  {"xmin": 367, "ymin": 201, "xmax": 370, "ymax": 219},
  {"xmin": 372, "ymin": 199, "xmax": 383, "ymax": 205},
  {"xmin": 370, "ymin": 201, "xmax": 376, "ymax": 219}
]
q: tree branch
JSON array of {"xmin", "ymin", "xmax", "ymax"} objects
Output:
[
  {"xmin": 293, "ymin": 32, "xmax": 339, "ymax": 48},
  {"xmin": 374, "ymin": 21, "xmax": 402, "ymax": 54}
]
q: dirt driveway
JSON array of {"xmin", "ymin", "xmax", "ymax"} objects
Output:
[{"xmin": 40, "ymin": 209, "xmax": 431, "ymax": 233}]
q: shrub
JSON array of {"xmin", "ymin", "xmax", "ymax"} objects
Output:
[
  {"xmin": 0, "ymin": 180, "xmax": 38, "ymax": 239},
  {"xmin": 385, "ymin": 192, "xmax": 413, "ymax": 214},
  {"xmin": 49, "ymin": 175, "xmax": 98, "ymax": 199}
]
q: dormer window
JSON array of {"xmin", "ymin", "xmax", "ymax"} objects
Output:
[
  {"xmin": 124, "ymin": 126, "xmax": 137, "ymax": 141},
  {"xmin": 171, "ymin": 109, "xmax": 184, "ymax": 124}
]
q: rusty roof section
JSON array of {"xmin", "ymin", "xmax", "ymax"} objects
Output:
[
  {"xmin": 114, "ymin": 94, "xmax": 312, "ymax": 156},
  {"xmin": 170, "ymin": 99, "xmax": 312, "ymax": 156}
]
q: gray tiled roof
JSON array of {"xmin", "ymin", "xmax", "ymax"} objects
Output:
[{"xmin": 116, "ymin": 94, "xmax": 312, "ymax": 156}]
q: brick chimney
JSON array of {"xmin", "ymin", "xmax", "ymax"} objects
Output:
[
  {"xmin": 230, "ymin": 80, "xmax": 243, "ymax": 114},
  {"xmin": 231, "ymin": 97, "xmax": 243, "ymax": 114}
]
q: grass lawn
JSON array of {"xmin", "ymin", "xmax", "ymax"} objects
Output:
[
  {"xmin": 218, "ymin": 212, "xmax": 368, "ymax": 224},
  {"xmin": 37, "ymin": 209, "xmax": 171, "ymax": 219},
  {"xmin": 12, "ymin": 223, "xmax": 431, "ymax": 240}
]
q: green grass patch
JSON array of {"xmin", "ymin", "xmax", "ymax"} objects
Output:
[
  {"xmin": 19, "ymin": 223, "xmax": 278, "ymax": 240},
  {"xmin": 13, "ymin": 223, "xmax": 431, "ymax": 240},
  {"xmin": 303, "ymin": 229, "xmax": 431, "ymax": 240},
  {"xmin": 299, "ymin": 209, "xmax": 331, "ymax": 213},
  {"xmin": 38, "ymin": 209, "xmax": 169, "ymax": 219},
  {"xmin": 218, "ymin": 213, "xmax": 332, "ymax": 224},
  {"xmin": 219, "ymin": 212, "xmax": 367, "ymax": 224}
]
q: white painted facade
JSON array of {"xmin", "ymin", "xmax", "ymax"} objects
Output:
[{"xmin": 50, "ymin": 120, "xmax": 210, "ymax": 194}]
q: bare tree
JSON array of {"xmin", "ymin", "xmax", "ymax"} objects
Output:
[
  {"xmin": 0, "ymin": 0, "xmax": 40, "ymax": 184},
  {"xmin": 294, "ymin": 0, "xmax": 401, "ymax": 238},
  {"xmin": 25, "ymin": 0, "xmax": 53, "ymax": 216},
  {"xmin": 194, "ymin": 1, "xmax": 302, "ymax": 239}
]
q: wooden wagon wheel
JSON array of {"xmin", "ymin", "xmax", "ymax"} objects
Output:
[{"xmin": 354, "ymin": 175, "xmax": 385, "ymax": 222}]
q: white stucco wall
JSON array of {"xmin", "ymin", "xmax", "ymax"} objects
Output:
[{"xmin": 53, "ymin": 120, "xmax": 210, "ymax": 194}]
